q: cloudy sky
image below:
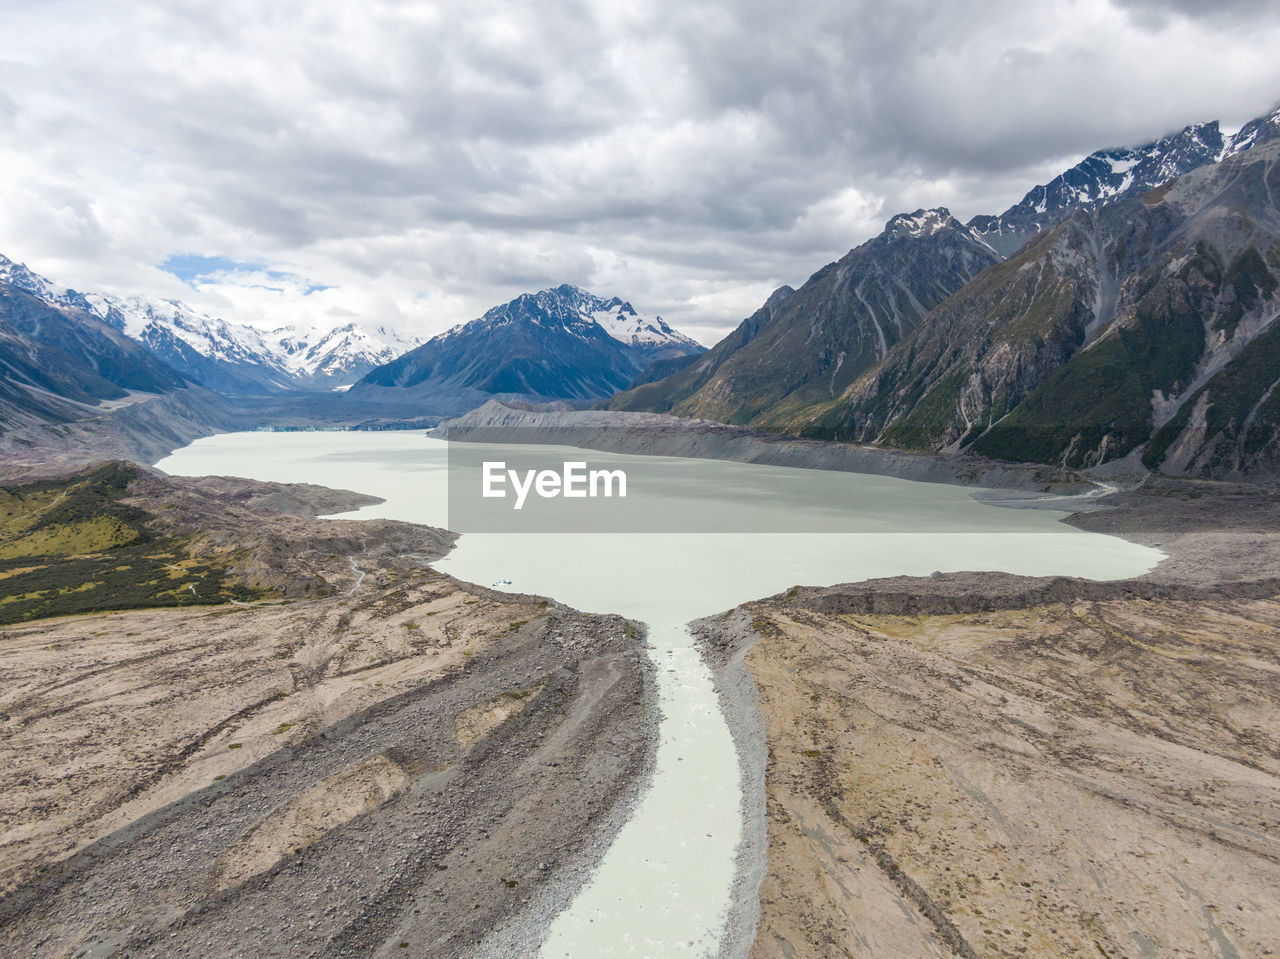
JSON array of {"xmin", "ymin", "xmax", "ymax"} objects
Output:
[{"xmin": 2, "ymin": 0, "xmax": 1279, "ymax": 346}]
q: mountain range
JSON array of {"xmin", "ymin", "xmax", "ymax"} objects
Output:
[
  {"xmin": 967, "ymin": 114, "xmax": 1275, "ymax": 256},
  {"xmin": 0, "ymin": 255, "xmax": 422, "ymax": 394},
  {"xmin": 0, "ymin": 281, "xmax": 188, "ymax": 432},
  {"xmin": 348, "ymin": 284, "xmax": 704, "ymax": 414},
  {"xmin": 0, "ymin": 255, "xmax": 704, "ymax": 434},
  {"xmin": 610, "ymin": 104, "xmax": 1280, "ymax": 479},
  {"xmin": 814, "ymin": 138, "xmax": 1280, "ymax": 477},
  {"xmin": 609, "ymin": 208, "xmax": 1002, "ymax": 428},
  {"xmin": 4, "ymin": 102, "xmax": 1280, "ymax": 480}
]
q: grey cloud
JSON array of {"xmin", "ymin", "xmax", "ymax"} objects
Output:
[
  {"xmin": 1113, "ymin": 0, "xmax": 1277, "ymax": 28},
  {"xmin": 0, "ymin": 88, "xmax": 16, "ymax": 128},
  {"xmin": 0, "ymin": 0, "xmax": 1278, "ymax": 343}
]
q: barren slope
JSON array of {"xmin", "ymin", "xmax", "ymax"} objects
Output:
[{"xmin": 0, "ymin": 471, "xmax": 656, "ymax": 958}]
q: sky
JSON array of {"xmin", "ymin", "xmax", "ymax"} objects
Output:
[{"xmin": 1, "ymin": 0, "xmax": 1279, "ymax": 347}]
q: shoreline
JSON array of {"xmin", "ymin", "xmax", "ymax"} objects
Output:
[
  {"xmin": 464, "ymin": 622, "xmax": 662, "ymax": 959},
  {"xmin": 0, "ymin": 469, "xmax": 664, "ymax": 959},
  {"xmin": 435, "ymin": 402, "xmax": 1096, "ymax": 494},
  {"xmin": 691, "ymin": 476, "xmax": 1280, "ymax": 956},
  {"xmin": 5, "ymin": 419, "xmax": 1278, "ymax": 955},
  {"xmin": 694, "ymin": 606, "xmax": 770, "ymax": 959}
]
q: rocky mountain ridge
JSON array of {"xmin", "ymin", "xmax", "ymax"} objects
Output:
[
  {"xmin": 802, "ymin": 138, "xmax": 1280, "ymax": 477},
  {"xmin": 0, "ymin": 280, "xmax": 189, "ymax": 432},
  {"xmin": 0, "ymin": 255, "xmax": 422, "ymax": 393},
  {"xmin": 609, "ymin": 210, "xmax": 1001, "ymax": 425},
  {"xmin": 608, "ymin": 102, "xmax": 1280, "ymax": 478},
  {"xmin": 968, "ymin": 109, "xmax": 1280, "ymax": 256},
  {"xmin": 350, "ymin": 284, "xmax": 704, "ymax": 414}
]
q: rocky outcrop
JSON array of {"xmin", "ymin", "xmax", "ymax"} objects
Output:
[
  {"xmin": 800, "ymin": 139, "xmax": 1280, "ymax": 479},
  {"xmin": 350, "ymin": 284, "xmax": 703, "ymax": 414},
  {"xmin": 607, "ymin": 211, "xmax": 1001, "ymax": 426}
]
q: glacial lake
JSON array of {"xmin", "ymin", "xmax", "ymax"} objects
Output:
[{"xmin": 156, "ymin": 430, "xmax": 1164, "ymax": 958}]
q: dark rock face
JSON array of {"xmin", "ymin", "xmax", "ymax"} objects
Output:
[
  {"xmin": 608, "ymin": 117, "xmax": 1271, "ymax": 428},
  {"xmin": 351, "ymin": 284, "xmax": 703, "ymax": 412},
  {"xmin": 805, "ymin": 139, "xmax": 1280, "ymax": 478},
  {"xmin": 968, "ymin": 109, "xmax": 1280, "ymax": 258},
  {"xmin": 612, "ymin": 103, "xmax": 1280, "ymax": 480},
  {"xmin": 967, "ymin": 121, "xmax": 1229, "ymax": 257},
  {"xmin": 608, "ymin": 210, "xmax": 1001, "ymax": 426},
  {"xmin": 0, "ymin": 283, "xmax": 188, "ymax": 431}
]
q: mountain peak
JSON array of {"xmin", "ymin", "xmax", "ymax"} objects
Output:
[
  {"xmin": 964, "ymin": 115, "xmax": 1244, "ymax": 256},
  {"xmin": 0, "ymin": 254, "xmax": 95, "ymax": 313},
  {"xmin": 1225, "ymin": 103, "xmax": 1280, "ymax": 156},
  {"xmin": 355, "ymin": 285, "xmax": 704, "ymax": 409},
  {"xmin": 884, "ymin": 208, "xmax": 957, "ymax": 240},
  {"xmin": 1, "ymin": 253, "xmax": 422, "ymax": 392},
  {"xmin": 452, "ymin": 284, "xmax": 701, "ymax": 352}
]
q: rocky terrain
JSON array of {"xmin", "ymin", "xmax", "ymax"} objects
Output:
[
  {"xmin": 697, "ymin": 478, "xmax": 1280, "ymax": 959},
  {"xmin": 967, "ymin": 116, "xmax": 1272, "ymax": 257},
  {"xmin": 351, "ymin": 284, "xmax": 704, "ymax": 414},
  {"xmin": 0, "ymin": 280, "xmax": 189, "ymax": 433},
  {"xmin": 0, "ymin": 468, "xmax": 657, "ymax": 958},
  {"xmin": 437, "ymin": 401, "xmax": 1091, "ymax": 493},
  {"xmin": 805, "ymin": 139, "xmax": 1280, "ymax": 478},
  {"xmin": 607, "ymin": 211, "xmax": 1001, "ymax": 428},
  {"xmin": 607, "ymin": 105, "xmax": 1280, "ymax": 484}
]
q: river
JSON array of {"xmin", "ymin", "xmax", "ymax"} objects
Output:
[{"xmin": 156, "ymin": 429, "xmax": 1163, "ymax": 958}]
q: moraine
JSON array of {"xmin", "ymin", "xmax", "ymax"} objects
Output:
[{"xmin": 156, "ymin": 430, "xmax": 1162, "ymax": 958}]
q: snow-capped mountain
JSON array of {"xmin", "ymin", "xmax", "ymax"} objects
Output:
[
  {"xmin": 883, "ymin": 208, "xmax": 966, "ymax": 241},
  {"xmin": 968, "ymin": 110, "xmax": 1280, "ymax": 256},
  {"xmin": 82, "ymin": 293, "xmax": 294, "ymax": 394},
  {"xmin": 351, "ymin": 284, "xmax": 705, "ymax": 413},
  {"xmin": 609, "ymin": 102, "xmax": 1280, "ymax": 434},
  {"xmin": 272, "ymin": 322, "xmax": 423, "ymax": 384},
  {"xmin": 609, "ymin": 102, "xmax": 1280, "ymax": 479},
  {"xmin": 435, "ymin": 284, "xmax": 702, "ymax": 358},
  {"xmin": 0, "ymin": 268, "xmax": 189, "ymax": 432},
  {"xmin": 1223, "ymin": 104, "xmax": 1280, "ymax": 156},
  {"xmin": 586, "ymin": 297, "xmax": 703, "ymax": 353},
  {"xmin": 609, "ymin": 209, "xmax": 1001, "ymax": 424},
  {"xmin": 0, "ymin": 254, "xmax": 422, "ymax": 393},
  {"xmin": 0, "ymin": 256, "xmax": 97, "ymax": 314},
  {"xmin": 86, "ymin": 294, "xmax": 423, "ymax": 393}
]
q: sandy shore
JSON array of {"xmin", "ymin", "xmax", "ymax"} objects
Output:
[
  {"xmin": 696, "ymin": 476, "xmax": 1280, "ymax": 958},
  {"xmin": 6, "ymin": 425, "xmax": 1280, "ymax": 957},
  {"xmin": 0, "ymin": 469, "xmax": 660, "ymax": 958}
]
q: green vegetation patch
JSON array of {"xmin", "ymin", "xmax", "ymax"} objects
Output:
[
  {"xmin": 880, "ymin": 366, "xmax": 970, "ymax": 449},
  {"xmin": 1216, "ymin": 247, "xmax": 1278, "ymax": 339},
  {"xmin": 0, "ymin": 461, "xmax": 145, "ymax": 557},
  {"xmin": 0, "ymin": 463, "xmax": 262, "ymax": 625},
  {"xmin": 975, "ymin": 254, "xmax": 1210, "ymax": 467},
  {"xmin": 1144, "ymin": 319, "xmax": 1280, "ymax": 470}
]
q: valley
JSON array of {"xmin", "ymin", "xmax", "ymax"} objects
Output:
[
  {"xmin": 696, "ymin": 481, "xmax": 1280, "ymax": 957},
  {"xmin": 0, "ymin": 465, "xmax": 655, "ymax": 958},
  {"xmin": 2, "ymin": 84, "xmax": 1280, "ymax": 959}
]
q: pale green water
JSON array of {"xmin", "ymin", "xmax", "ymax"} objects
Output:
[{"xmin": 156, "ymin": 430, "xmax": 1163, "ymax": 958}]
